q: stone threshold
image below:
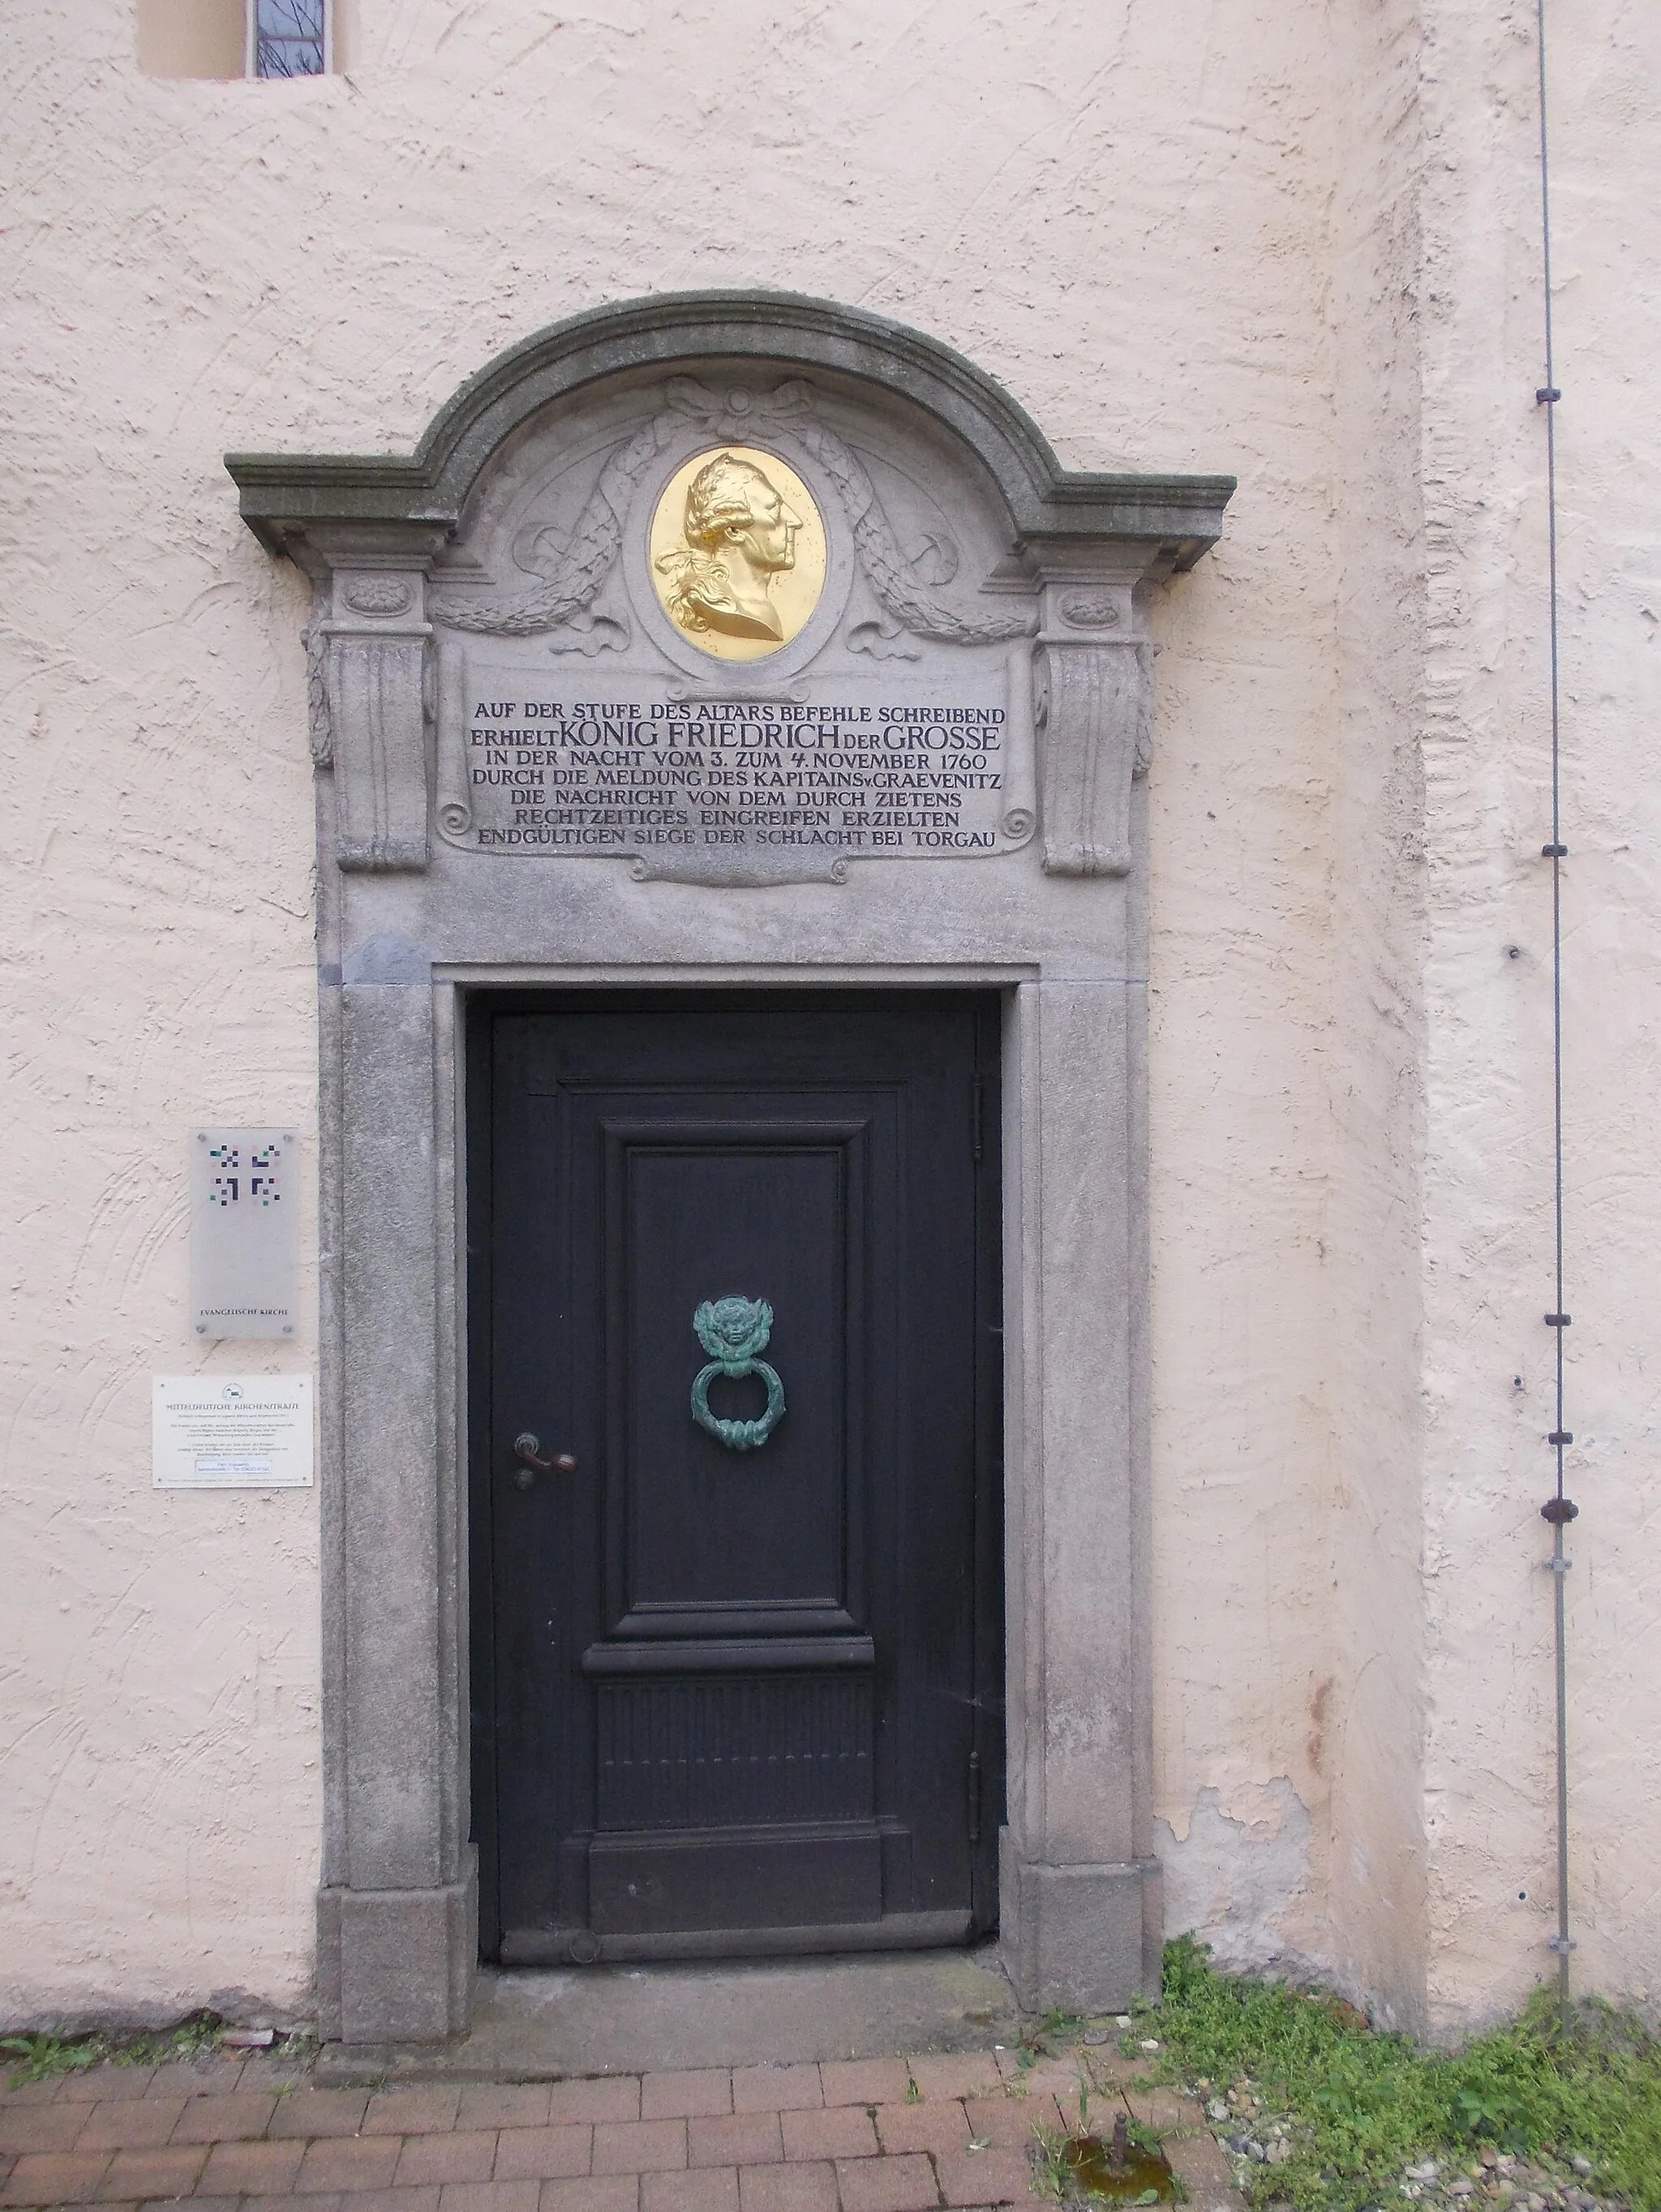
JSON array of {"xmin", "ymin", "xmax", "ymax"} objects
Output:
[{"xmin": 316, "ymin": 1956, "xmax": 1023, "ymax": 2085}]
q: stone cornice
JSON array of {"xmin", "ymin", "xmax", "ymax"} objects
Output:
[{"xmin": 225, "ymin": 290, "xmax": 1234, "ymax": 570}]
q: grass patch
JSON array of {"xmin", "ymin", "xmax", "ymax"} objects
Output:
[
  {"xmin": 1134, "ymin": 1938, "xmax": 1661, "ymax": 2211},
  {"xmin": 1, "ymin": 2014, "xmax": 311, "ymax": 2085},
  {"xmin": 1015, "ymin": 2008, "xmax": 1089, "ymax": 2075}
]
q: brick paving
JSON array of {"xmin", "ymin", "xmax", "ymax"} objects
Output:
[{"xmin": 0, "ymin": 2044, "xmax": 1245, "ymax": 2212}]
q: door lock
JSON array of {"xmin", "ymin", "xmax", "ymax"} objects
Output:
[{"xmin": 513, "ymin": 1432, "xmax": 577, "ymax": 1488}]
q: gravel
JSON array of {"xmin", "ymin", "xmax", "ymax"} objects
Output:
[{"xmin": 1185, "ymin": 2077, "xmax": 1630, "ymax": 2212}]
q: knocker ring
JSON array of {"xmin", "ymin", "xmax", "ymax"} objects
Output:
[{"xmin": 690, "ymin": 1295, "xmax": 787, "ymax": 1452}]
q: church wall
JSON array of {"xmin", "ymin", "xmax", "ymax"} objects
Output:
[
  {"xmin": 1417, "ymin": 0, "xmax": 1661, "ymax": 2034},
  {"xmin": 2, "ymin": 0, "xmax": 1655, "ymax": 2034},
  {"xmin": 1322, "ymin": 0, "xmax": 1431, "ymax": 2033},
  {"xmin": 1142, "ymin": 13, "xmax": 1348, "ymax": 1996}
]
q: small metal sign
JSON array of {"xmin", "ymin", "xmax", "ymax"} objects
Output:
[
  {"xmin": 190, "ymin": 1128, "xmax": 298, "ymax": 1339},
  {"xmin": 152, "ymin": 1376, "xmax": 314, "ymax": 1489}
]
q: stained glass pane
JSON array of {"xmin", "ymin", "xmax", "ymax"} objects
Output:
[{"xmin": 255, "ymin": 0, "xmax": 325, "ymax": 77}]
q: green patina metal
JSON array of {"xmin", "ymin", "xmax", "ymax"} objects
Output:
[{"xmin": 690, "ymin": 1295, "xmax": 787, "ymax": 1452}]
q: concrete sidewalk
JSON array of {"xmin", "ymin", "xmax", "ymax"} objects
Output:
[{"xmin": 0, "ymin": 2043, "xmax": 1244, "ymax": 2212}]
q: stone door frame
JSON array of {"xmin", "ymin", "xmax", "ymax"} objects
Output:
[{"xmin": 229, "ymin": 293, "xmax": 1234, "ymax": 2048}]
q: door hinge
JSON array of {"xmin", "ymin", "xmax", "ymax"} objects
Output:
[{"xmin": 967, "ymin": 1749, "xmax": 982, "ymax": 1843}]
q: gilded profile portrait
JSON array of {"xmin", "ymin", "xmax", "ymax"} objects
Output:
[{"xmin": 649, "ymin": 446, "xmax": 826, "ymax": 661}]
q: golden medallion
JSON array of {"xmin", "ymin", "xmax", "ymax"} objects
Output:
[{"xmin": 650, "ymin": 446, "xmax": 826, "ymax": 661}]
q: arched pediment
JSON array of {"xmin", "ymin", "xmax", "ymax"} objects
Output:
[
  {"xmin": 227, "ymin": 290, "xmax": 1233, "ymax": 569},
  {"xmin": 227, "ymin": 293, "xmax": 1233, "ymax": 885}
]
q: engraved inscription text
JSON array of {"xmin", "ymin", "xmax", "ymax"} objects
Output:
[{"xmin": 446, "ymin": 676, "xmax": 1029, "ymax": 861}]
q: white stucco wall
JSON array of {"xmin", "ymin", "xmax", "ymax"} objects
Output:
[
  {"xmin": 2, "ymin": 0, "xmax": 1655, "ymax": 2032},
  {"xmin": 1415, "ymin": 0, "xmax": 1661, "ymax": 2032}
]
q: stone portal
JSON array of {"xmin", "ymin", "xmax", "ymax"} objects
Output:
[{"xmin": 228, "ymin": 291, "xmax": 1234, "ymax": 2047}]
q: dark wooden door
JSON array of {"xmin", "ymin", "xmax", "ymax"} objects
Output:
[{"xmin": 469, "ymin": 993, "xmax": 1002, "ymax": 1963}]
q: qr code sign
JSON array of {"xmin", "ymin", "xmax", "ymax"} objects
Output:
[
  {"xmin": 191, "ymin": 1129, "xmax": 298, "ymax": 1342},
  {"xmin": 206, "ymin": 1141, "xmax": 284, "ymax": 1209}
]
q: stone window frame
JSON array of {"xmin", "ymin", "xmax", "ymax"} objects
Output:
[{"xmin": 227, "ymin": 292, "xmax": 1234, "ymax": 2048}]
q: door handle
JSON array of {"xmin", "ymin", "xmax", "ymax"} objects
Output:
[{"xmin": 513, "ymin": 1432, "xmax": 577, "ymax": 1488}]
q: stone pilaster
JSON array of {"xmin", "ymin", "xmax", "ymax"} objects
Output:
[
  {"xmin": 308, "ymin": 526, "xmax": 449, "ymax": 873},
  {"xmin": 1027, "ymin": 557, "xmax": 1157, "ymax": 880}
]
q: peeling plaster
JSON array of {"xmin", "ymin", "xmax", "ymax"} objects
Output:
[{"xmin": 1157, "ymin": 1782, "xmax": 1316, "ymax": 1978}]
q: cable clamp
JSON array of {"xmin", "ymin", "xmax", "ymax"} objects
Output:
[
  {"xmin": 1542, "ymin": 1497, "xmax": 1579, "ymax": 1525},
  {"xmin": 1542, "ymin": 843, "xmax": 1569, "ymax": 858},
  {"xmin": 1544, "ymin": 1556, "xmax": 1572, "ymax": 1574},
  {"xmin": 1535, "ymin": 387, "xmax": 1563, "ymax": 405},
  {"xmin": 1544, "ymin": 1313, "xmax": 1571, "ymax": 1327},
  {"xmin": 1547, "ymin": 1935, "xmax": 1577, "ymax": 1954},
  {"xmin": 1547, "ymin": 1432, "xmax": 1573, "ymax": 1447}
]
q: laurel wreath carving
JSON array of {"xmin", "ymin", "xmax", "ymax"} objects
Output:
[
  {"xmin": 304, "ymin": 617, "xmax": 333, "ymax": 767},
  {"xmin": 429, "ymin": 415, "xmax": 667, "ymax": 638},
  {"xmin": 427, "ymin": 378, "xmax": 1034, "ymax": 648},
  {"xmin": 784, "ymin": 405, "xmax": 1031, "ymax": 646}
]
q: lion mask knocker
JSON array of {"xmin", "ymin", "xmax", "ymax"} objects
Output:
[{"xmin": 689, "ymin": 1295, "xmax": 787, "ymax": 1452}]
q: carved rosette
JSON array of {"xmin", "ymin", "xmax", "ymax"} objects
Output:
[
  {"xmin": 307, "ymin": 530, "xmax": 448, "ymax": 873},
  {"xmin": 1031, "ymin": 574, "xmax": 1150, "ymax": 878}
]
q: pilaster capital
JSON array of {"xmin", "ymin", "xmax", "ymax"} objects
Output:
[
  {"xmin": 297, "ymin": 527, "xmax": 451, "ymax": 872},
  {"xmin": 1017, "ymin": 544, "xmax": 1165, "ymax": 879}
]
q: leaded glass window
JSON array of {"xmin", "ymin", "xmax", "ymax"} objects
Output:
[{"xmin": 251, "ymin": 0, "xmax": 327, "ymax": 77}]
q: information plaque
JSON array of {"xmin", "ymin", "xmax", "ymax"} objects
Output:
[
  {"xmin": 190, "ymin": 1128, "xmax": 298, "ymax": 1339},
  {"xmin": 152, "ymin": 1376, "xmax": 314, "ymax": 1489}
]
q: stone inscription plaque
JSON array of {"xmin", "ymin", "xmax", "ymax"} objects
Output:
[{"xmin": 441, "ymin": 661, "xmax": 1037, "ymax": 874}]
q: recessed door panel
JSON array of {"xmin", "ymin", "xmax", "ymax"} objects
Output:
[
  {"xmin": 612, "ymin": 1127, "xmax": 862, "ymax": 1622},
  {"xmin": 470, "ymin": 992, "xmax": 1002, "ymax": 1962}
]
